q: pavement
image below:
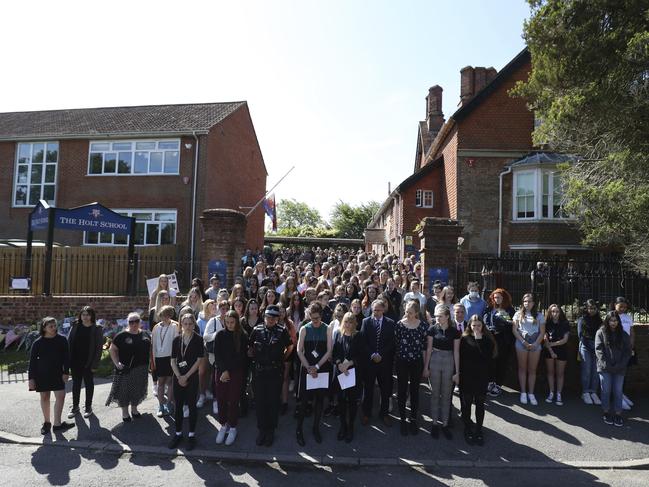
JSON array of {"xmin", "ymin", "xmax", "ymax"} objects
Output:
[{"xmin": 0, "ymin": 376, "xmax": 647, "ymax": 473}]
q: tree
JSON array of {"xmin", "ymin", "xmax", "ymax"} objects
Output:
[
  {"xmin": 513, "ymin": 0, "xmax": 649, "ymax": 269},
  {"xmin": 276, "ymin": 199, "xmax": 323, "ymax": 230},
  {"xmin": 330, "ymin": 201, "xmax": 381, "ymax": 239}
]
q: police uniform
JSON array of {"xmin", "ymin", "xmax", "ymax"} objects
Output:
[{"xmin": 249, "ymin": 305, "xmax": 290, "ymax": 446}]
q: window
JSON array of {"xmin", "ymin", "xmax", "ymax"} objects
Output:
[
  {"xmin": 415, "ymin": 189, "xmax": 433, "ymax": 208},
  {"xmin": 513, "ymin": 168, "xmax": 570, "ymax": 221},
  {"xmin": 13, "ymin": 142, "xmax": 58, "ymax": 207},
  {"xmin": 87, "ymin": 139, "xmax": 180, "ymax": 175},
  {"xmin": 84, "ymin": 209, "xmax": 177, "ymax": 246}
]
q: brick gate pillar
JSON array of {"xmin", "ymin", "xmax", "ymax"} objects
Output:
[
  {"xmin": 417, "ymin": 218, "xmax": 464, "ymax": 293},
  {"xmin": 200, "ymin": 209, "xmax": 247, "ymax": 288}
]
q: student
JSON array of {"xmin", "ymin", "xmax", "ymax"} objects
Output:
[
  {"xmin": 395, "ymin": 301, "xmax": 428, "ymax": 436},
  {"xmin": 460, "ymin": 282, "xmax": 487, "ymax": 324},
  {"xmin": 181, "ymin": 287, "xmax": 204, "ymax": 319},
  {"xmin": 332, "ymin": 312, "xmax": 362, "ymax": 443},
  {"xmin": 423, "ymin": 304, "xmax": 460, "ymax": 439},
  {"xmin": 67, "ymin": 306, "xmax": 104, "ymax": 419},
  {"xmin": 206, "ymin": 275, "xmax": 221, "ymax": 301},
  {"xmin": 512, "ymin": 294, "xmax": 545, "ymax": 406},
  {"xmin": 196, "ymin": 299, "xmax": 216, "ymax": 408},
  {"xmin": 577, "ymin": 299, "xmax": 602, "ymax": 405},
  {"xmin": 29, "ymin": 317, "xmax": 74, "ymax": 435},
  {"xmin": 483, "ymin": 288, "xmax": 515, "ymax": 397},
  {"xmin": 278, "ymin": 304, "xmax": 297, "ymax": 415},
  {"xmin": 149, "ymin": 274, "xmax": 176, "ymax": 310},
  {"xmin": 403, "ymin": 280, "xmax": 427, "ymax": 311},
  {"xmin": 542, "ymin": 304, "xmax": 570, "ymax": 405},
  {"xmin": 613, "ymin": 297, "xmax": 635, "ymax": 410},
  {"xmin": 151, "ymin": 305, "xmax": 179, "ymax": 417},
  {"xmin": 595, "ymin": 311, "xmax": 632, "ymax": 427},
  {"xmin": 459, "ymin": 315, "xmax": 496, "ymax": 445},
  {"xmin": 168, "ymin": 313, "xmax": 204, "ymax": 450}
]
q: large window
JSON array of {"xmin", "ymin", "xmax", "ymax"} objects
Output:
[
  {"xmin": 415, "ymin": 189, "xmax": 434, "ymax": 208},
  {"xmin": 87, "ymin": 139, "xmax": 180, "ymax": 175},
  {"xmin": 13, "ymin": 142, "xmax": 58, "ymax": 207},
  {"xmin": 84, "ymin": 209, "xmax": 177, "ymax": 246},
  {"xmin": 513, "ymin": 168, "xmax": 569, "ymax": 221}
]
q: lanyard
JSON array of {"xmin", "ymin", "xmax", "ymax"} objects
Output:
[
  {"xmin": 181, "ymin": 333, "xmax": 193, "ymax": 361},
  {"xmin": 159, "ymin": 324, "xmax": 171, "ymax": 350}
]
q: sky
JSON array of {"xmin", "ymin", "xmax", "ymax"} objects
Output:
[{"xmin": 0, "ymin": 0, "xmax": 529, "ymax": 223}]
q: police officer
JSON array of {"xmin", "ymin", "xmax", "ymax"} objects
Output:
[{"xmin": 248, "ymin": 304, "xmax": 290, "ymax": 446}]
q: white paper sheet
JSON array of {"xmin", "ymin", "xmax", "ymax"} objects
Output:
[
  {"xmin": 306, "ymin": 372, "xmax": 330, "ymax": 390},
  {"xmin": 337, "ymin": 368, "xmax": 356, "ymax": 390}
]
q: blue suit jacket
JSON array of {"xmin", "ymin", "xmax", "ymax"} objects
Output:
[{"xmin": 359, "ymin": 315, "xmax": 395, "ymax": 363}]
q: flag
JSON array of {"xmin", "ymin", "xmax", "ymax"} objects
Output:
[{"xmin": 263, "ymin": 194, "xmax": 277, "ymax": 231}]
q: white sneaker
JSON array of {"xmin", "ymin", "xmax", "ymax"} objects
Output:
[
  {"xmin": 520, "ymin": 393, "xmax": 528, "ymax": 405},
  {"xmin": 582, "ymin": 392, "xmax": 593, "ymax": 405},
  {"xmin": 546, "ymin": 392, "xmax": 554, "ymax": 403},
  {"xmin": 183, "ymin": 405, "xmax": 190, "ymax": 418},
  {"xmin": 623, "ymin": 394, "xmax": 634, "ymax": 407},
  {"xmin": 216, "ymin": 425, "xmax": 229, "ymax": 444},
  {"xmin": 555, "ymin": 393, "xmax": 563, "ymax": 406},
  {"xmin": 528, "ymin": 394, "xmax": 538, "ymax": 406},
  {"xmin": 590, "ymin": 393, "xmax": 601, "ymax": 405},
  {"xmin": 212, "ymin": 401, "xmax": 219, "ymax": 415},
  {"xmin": 622, "ymin": 399, "xmax": 631, "ymax": 411},
  {"xmin": 205, "ymin": 390, "xmax": 213, "ymax": 400},
  {"xmin": 225, "ymin": 428, "xmax": 237, "ymax": 446},
  {"xmin": 196, "ymin": 394, "xmax": 205, "ymax": 408}
]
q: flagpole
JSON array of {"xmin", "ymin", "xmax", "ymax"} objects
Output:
[{"xmin": 246, "ymin": 166, "xmax": 295, "ymax": 218}]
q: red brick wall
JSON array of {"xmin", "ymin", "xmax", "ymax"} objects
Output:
[{"xmin": 438, "ymin": 128, "xmax": 458, "ymax": 219}]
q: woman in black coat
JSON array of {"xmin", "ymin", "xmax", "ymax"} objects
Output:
[
  {"xmin": 332, "ymin": 311, "xmax": 362, "ymax": 443},
  {"xmin": 67, "ymin": 306, "xmax": 104, "ymax": 419},
  {"xmin": 29, "ymin": 317, "xmax": 74, "ymax": 435},
  {"xmin": 459, "ymin": 315, "xmax": 496, "ymax": 446}
]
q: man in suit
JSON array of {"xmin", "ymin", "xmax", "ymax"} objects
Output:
[{"xmin": 360, "ymin": 299, "xmax": 395, "ymax": 427}]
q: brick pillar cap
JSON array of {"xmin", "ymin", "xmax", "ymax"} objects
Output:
[{"xmin": 201, "ymin": 209, "xmax": 247, "ymax": 221}]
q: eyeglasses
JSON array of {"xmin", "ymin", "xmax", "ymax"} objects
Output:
[{"xmin": 129, "ymin": 319, "xmax": 141, "ymax": 323}]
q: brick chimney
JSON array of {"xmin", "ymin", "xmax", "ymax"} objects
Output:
[
  {"xmin": 426, "ymin": 85, "xmax": 444, "ymax": 133},
  {"xmin": 460, "ymin": 66, "xmax": 498, "ymax": 105}
]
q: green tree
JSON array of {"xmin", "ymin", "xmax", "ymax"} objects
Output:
[
  {"xmin": 276, "ymin": 199, "xmax": 323, "ymax": 230},
  {"xmin": 330, "ymin": 201, "xmax": 381, "ymax": 239},
  {"xmin": 513, "ymin": 0, "xmax": 649, "ymax": 269}
]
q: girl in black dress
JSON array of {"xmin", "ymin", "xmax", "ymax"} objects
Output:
[
  {"xmin": 459, "ymin": 315, "xmax": 496, "ymax": 445},
  {"xmin": 543, "ymin": 304, "xmax": 571, "ymax": 406},
  {"xmin": 332, "ymin": 311, "xmax": 362, "ymax": 442},
  {"xmin": 29, "ymin": 317, "xmax": 74, "ymax": 435}
]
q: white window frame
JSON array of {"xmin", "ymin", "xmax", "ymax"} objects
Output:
[
  {"xmin": 415, "ymin": 189, "xmax": 433, "ymax": 208},
  {"xmin": 83, "ymin": 209, "xmax": 177, "ymax": 246},
  {"xmin": 12, "ymin": 141, "xmax": 59, "ymax": 207},
  {"xmin": 512, "ymin": 167, "xmax": 571, "ymax": 221},
  {"xmin": 86, "ymin": 139, "xmax": 181, "ymax": 176}
]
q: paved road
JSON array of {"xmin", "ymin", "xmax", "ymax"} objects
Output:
[{"xmin": 2, "ymin": 443, "xmax": 648, "ymax": 487}]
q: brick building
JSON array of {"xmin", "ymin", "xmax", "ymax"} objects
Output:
[
  {"xmin": 368, "ymin": 48, "xmax": 585, "ymax": 258},
  {"xmin": 0, "ymin": 102, "xmax": 267, "ymax": 266}
]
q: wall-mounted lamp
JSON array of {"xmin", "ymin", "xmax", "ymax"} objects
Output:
[
  {"xmin": 184, "ymin": 143, "xmax": 192, "ymax": 149},
  {"xmin": 183, "ymin": 176, "xmax": 190, "ymax": 185}
]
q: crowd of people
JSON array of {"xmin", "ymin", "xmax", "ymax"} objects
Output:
[{"xmin": 28, "ymin": 248, "xmax": 637, "ymax": 448}]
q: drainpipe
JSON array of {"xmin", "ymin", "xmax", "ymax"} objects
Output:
[
  {"xmin": 190, "ymin": 131, "xmax": 200, "ymax": 277},
  {"xmin": 498, "ymin": 165, "xmax": 513, "ymax": 257}
]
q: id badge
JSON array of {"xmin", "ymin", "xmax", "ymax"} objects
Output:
[
  {"xmin": 311, "ymin": 350, "xmax": 319, "ymax": 359},
  {"xmin": 178, "ymin": 361, "xmax": 188, "ymax": 368}
]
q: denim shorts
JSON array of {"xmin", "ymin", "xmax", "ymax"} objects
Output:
[{"xmin": 515, "ymin": 332, "xmax": 541, "ymax": 352}]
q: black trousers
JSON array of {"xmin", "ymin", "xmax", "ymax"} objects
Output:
[
  {"xmin": 461, "ymin": 391, "xmax": 486, "ymax": 431},
  {"xmin": 362, "ymin": 361, "xmax": 393, "ymax": 417},
  {"xmin": 71, "ymin": 367, "xmax": 95, "ymax": 410},
  {"xmin": 337, "ymin": 385, "xmax": 358, "ymax": 432},
  {"xmin": 396, "ymin": 359, "xmax": 423, "ymax": 420},
  {"xmin": 174, "ymin": 377, "xmax": 198, "ymax": 433},
  {"xmin": 489, "ymin": 333, "xmax": 513, "ymax": 386},
  {"xmin": 253, "ymin": 366, "xmax": 283, "ymax": 431}
]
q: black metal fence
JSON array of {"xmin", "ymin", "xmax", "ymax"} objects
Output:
[{"xmin": 456, "ymin": 253, "xmax": 649, "ymax": 321}]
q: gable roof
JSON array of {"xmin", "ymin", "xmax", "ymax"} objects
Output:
[{"xmin": 0, "ymin": 102, "xmax": 246, "ymax": 140}]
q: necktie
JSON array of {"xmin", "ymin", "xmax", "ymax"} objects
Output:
[{"xmin": 375, "ymin": 319, "xmax": 382, "ymax": 354}]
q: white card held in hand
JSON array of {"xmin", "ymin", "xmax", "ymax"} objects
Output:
[
  {"xmin": 337, "ymin": 368, "xmax": 356, "ymax": 390},
  {"xmin": 306, "ymin": 372, "xmax": 329, "ymax": 390}
]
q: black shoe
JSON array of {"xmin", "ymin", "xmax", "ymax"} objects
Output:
[
  {"xmin": 409, "ymin": 418, "xmax": 418, "ymax": 435},
  {"xmin": 337, "ymin": 426, "xmax": 346, "ymax": 441},
  {"xmin": 603, "ymin": 413, "xmax": 614, "ymax": 425},
  {"xmin": 313, "ymin": 429, "xmax": 323, "ymax": 444},
  {"xmin": 430, "ymin": 425, "xmax": 439, "ymax": 438},
  {"xmin": 40, "ymin": 422, "xmax": 51, "ymax": 435},
  {"xmin": 52, "ymin": 421, "xmax": 75, "ymax": 432},
  {"xmin": 296, "ymin": 428, "xmax": 305, "ymax": 446},
  {"xmin": 168, "ymin": 434, "xmax": 182, "ymax": 449},
  {"xmin": 613, "ymin": 415, "xmax": 624, "ymax": 427},
  {"xmin": 186, "ymin": 437, "xmax": 196, "ymax": 451},
  {"xmin": 474, "ymin": 430, "xmax": 484, "ymax": 446},
  {"xmin": 122, "ymin": 416, "xmax": 132, "ymax": 423},
  {"xmin": 400, "ymin": 420, "xmax": 408, "ymax": 436},
  {"xmin": 441, "ymin": 425, "xmax": 453, "ymax": 440},
  {"xmin": 464, "ymin": 427, "xmax": 474, "ymax": 445},
  {"xmin": 264, "ymin": 430, "xmax": 274, "ymax": 447},
  {"xmin": 280, "ymin": 403, "xmax": 288, "ymax": 415},
  {"xmin": 256, "ymin": 430, "xmax": 267, "ymax": 446}
]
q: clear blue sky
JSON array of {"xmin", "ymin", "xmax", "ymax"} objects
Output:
[{"xmin": 1, "ymin": 0, "xmax": 529, "ymax": 223}]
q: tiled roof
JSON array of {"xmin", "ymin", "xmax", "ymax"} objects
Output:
[
  {"xmin": 0, "ymin": 102, "xmax": 246, "ymax": 140},
  {"xmin": 507, "ymin": 152, "xmax": 576, "ymax": 167}
]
